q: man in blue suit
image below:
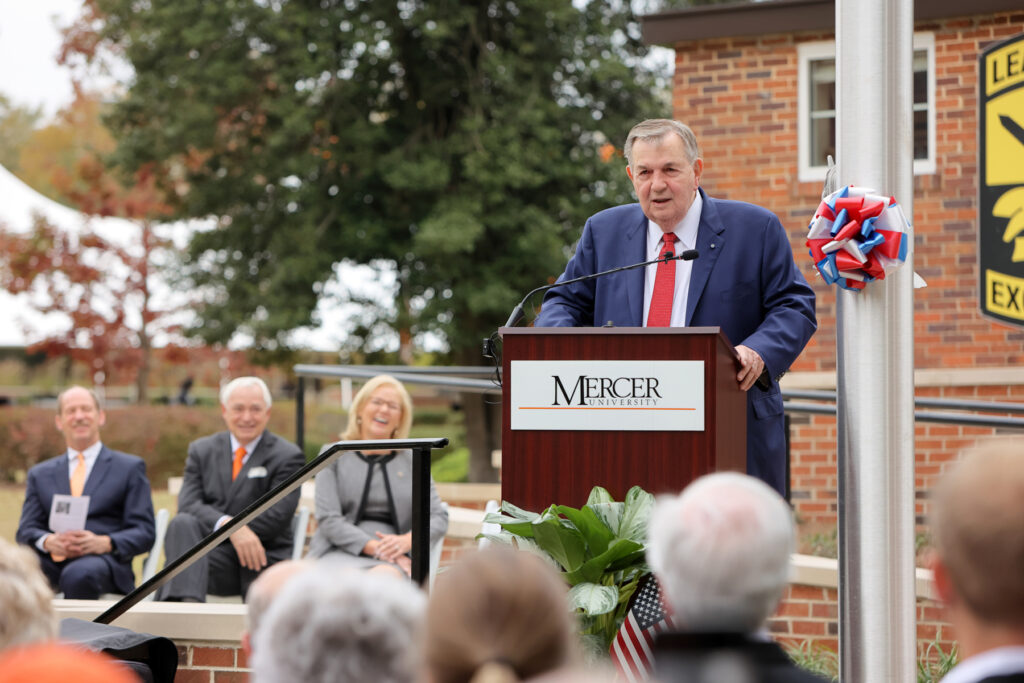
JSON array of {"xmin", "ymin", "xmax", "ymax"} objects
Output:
[
  {"xmin": 16, "ymin": 386, "xmax": 155, "ymax": 598},
  {"xmin": 535, "ymin": 119, "xmax": 816, "ymax": 495}
]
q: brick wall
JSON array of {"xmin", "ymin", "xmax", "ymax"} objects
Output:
[
  {"xmin": 152, "ymin": 576, "xmax": 955, "ymax": 681},
  {"xmin": 174, "ymin": 642, "xmax": 249, "ymax": 682},
  {"xmin": 670, "ymin": 13, "xmax": 1024, "ymax": 529},
  {"xmin": 770, "ymin": 583, "xmax": 956, "ymax": 669},
  {"xmin": 672, "ymin": 11, "xmax": 1024, "ymax": 375}
]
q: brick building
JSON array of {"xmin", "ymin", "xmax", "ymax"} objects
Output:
[{"xmin": 641, "ymin": 0, "xmax": 1024, "ymax": 530}]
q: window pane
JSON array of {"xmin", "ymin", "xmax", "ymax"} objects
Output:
[
  {"xmin": 913, "ymin": 49, "xmax": 927, "ymax": 105},
  {"xmin": 811, "ymin": 117, "xmax": 836, "ymax": 167},
  {"xmin": 914, "ymin": 109, "xmax": 928, "ymax": 160},
  {"xmin": 810, "ymin": 59, "xmax": 836, "ymax": 111}
]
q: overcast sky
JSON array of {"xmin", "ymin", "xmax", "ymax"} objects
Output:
[{"xmin": 0, "ymin": 1, "xmax": 83, "ymax": 118}]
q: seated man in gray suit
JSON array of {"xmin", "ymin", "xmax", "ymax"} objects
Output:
[{"xmin": 157, "ymin": 377, "xmax": 304, "ymax": 602}]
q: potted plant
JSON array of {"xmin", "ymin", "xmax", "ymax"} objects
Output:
[{"xmin": 480, "ymin": 485, "xmax": 654, "ymax": 658}]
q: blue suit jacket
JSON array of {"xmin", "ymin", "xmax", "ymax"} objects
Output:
[
  {"xmin": 534, "ymin": 191, "xmax": 816, "ymax": 494},
  {"xmin": 16, "ymin": 446, "xmax": 156, "ymax": 594}
]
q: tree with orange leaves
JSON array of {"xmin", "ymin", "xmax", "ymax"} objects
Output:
[{"xmin": 0, "ymin": 94, "xmax": 186, "ymax": 403}]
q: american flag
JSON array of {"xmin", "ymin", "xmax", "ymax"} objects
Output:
[{"xmin": 610, "ymin": 573, "xmax": 677, "ymax": 681}]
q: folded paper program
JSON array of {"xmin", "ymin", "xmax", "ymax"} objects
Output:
[{"xmin": 806, "ymin": 185, "xmax": 910, "ymax": 291}]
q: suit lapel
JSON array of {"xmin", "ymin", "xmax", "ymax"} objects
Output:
[
  {"xmin": 624, "ymin": 207, "xmax": 649, "ymax": 326},
  {"xmin": 82, "ymin": 446, "xmax": 112, "ymax": 498},
  {"xmin": 686, "ymin": 190, "xmax": 726, "ymax": 325},
  {"xmin": 217, "ymin": 432, "xmax": 235, "ymax": 497},
  {"xmin": 50, "ymin": 454, "xmax": 71, "ymax": 496}
]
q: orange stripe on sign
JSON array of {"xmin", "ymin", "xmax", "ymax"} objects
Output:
[{"xmin": 519, "ymin": 407, "xmax": 696, "ymax": 411}]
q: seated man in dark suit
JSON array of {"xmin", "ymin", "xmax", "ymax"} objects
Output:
[
  {"xmin": 157, "ymin": 376, "xmax": 304, "ymax": 602},
  {"xmin": 930, "ymin": 438, "xmax": 1024, "ymax": 683},
  {"xmin": 16, "ymin": 386, "xmax": 156, "ymax": 599},
  {"xmin": 647, "ymin": 472, "xmax": 828, "ymax": 683}
]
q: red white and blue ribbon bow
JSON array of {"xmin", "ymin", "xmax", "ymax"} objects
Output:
[{"xmin": 806, "ymin": 185, "xmax": 910, "ymax": 291}]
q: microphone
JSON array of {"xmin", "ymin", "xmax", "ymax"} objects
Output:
[{"xmin": 504, "ymin": 248, "xmax": 699, "ymax": 328}]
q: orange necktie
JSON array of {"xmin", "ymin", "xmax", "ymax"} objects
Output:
[
  {"xmin": 69, "ymin": 453, "xmax": 86, "ymax": 497},
  {"xmin": 647, "ymin": 233, "xmax": 678, "ymax": 327},
  {"xmin": 53, "ymin": 453, "xmax": 86, "ymax": 561},
  {"xmin": 232, "ymin": 447, "xmax": 246, "ymax": 480}
]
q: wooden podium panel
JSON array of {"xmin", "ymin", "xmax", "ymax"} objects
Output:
[{"xmin": 500, "ymin": 327, "xmax": 746, "ymax": 511}]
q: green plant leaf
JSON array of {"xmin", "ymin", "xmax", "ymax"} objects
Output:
[
  {"xmin": 511, "ymin": 536, "xmax": 562, "ymax": 572},
  {"xmin": 500, "ymin": 500, "xmax": 541, "ymax": 522},
  {"xmin": 619, "ymin": 486, "xmax": 656, "ymax": 544},
  {"xmin": 474, "ymin": 531, "xmax": 517, "ymax": 546},
  {"xmin": 607, "ymin": 550, "xmax": 648, "ymax": 573},
  {"xmin": 568, "ymin": 582, "xmax": 618, "ymax": 616},
  {"xmin": 586, "ymin": 486, "xmax": 614, "ymax": 506},
  {"xmin": 565, "ymin": 538, "xmax": 644, "ymax": 585},
  {"xmin": 578, "ymin": 634, "xmax": 609, "ymax": 666},
  {"xmin": 588, "ymin": 501, "xmax": 624, "ymax": 536},
  {"xmin": 532, "ymin": 517, "xmax": 587, "ymax": 572},
  {"xmin": 557, "ymin": 504, "xmax": 614, "ymax": 556}
]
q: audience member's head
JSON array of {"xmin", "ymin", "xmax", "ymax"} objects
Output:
[
  {"xmin": 0, "ymin": 537, "xmax": 57, "ymax": 650},
  {"xmin": 251, "ymin": 563, "xmax": 425, "ymax": 683},
  {"xmin": 648, "ymin": 472, "xmax": 794, "ymax": 633},
  {"xmin": 931, "ymin": 437, "xmax": 1024, "ymax": 656},
  {"xmin": 242, "ymin": 559, "xmax": 311, "ymax": 656},
  {"xmin": 0, "ymin": 643, "xmax": 138, "ymax": 683},
  {"xmin": 422, "ymin": 547, "xmax": 578, "ymax": 683}
]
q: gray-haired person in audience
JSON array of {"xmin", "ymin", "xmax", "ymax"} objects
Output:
[
  {"xmin": 251, "ymin": 561, "xmax": 425, "ymax": 683},
  {"xmin": 647, "ymin": 472, "xmax": 829, "ymax": 683},
  {"xmin": 931, "ymin": 438, "xmax": 1024, "ymax": 683},
  {"xmin": 0, "ymin": 537, "xmax": 58, "ymax": 651},
  {"xmin": 241, "ymin": 559, "xmax": 311, "ymax": 657}
]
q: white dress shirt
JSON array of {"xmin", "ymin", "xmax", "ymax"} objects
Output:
[
  {"xmin": 643, "ymin": 191, "xmax": 703, "ymax": 327},
  {"xmin": 215, "ymin": 433, "xmax": 264, "ymax": 529}
]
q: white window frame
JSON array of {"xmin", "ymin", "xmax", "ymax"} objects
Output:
[{"xmin": 797, "ymin": 33, "xmax": 936, "ymax": 183}]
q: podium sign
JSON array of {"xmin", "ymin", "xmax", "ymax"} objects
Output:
[
  {"xmin": 509, "ymin": 360, "xmax": 705, "ymax": 431},
  {"xmin": 500, "ymin": 327, "xmax": 746, "ymax": 510}
]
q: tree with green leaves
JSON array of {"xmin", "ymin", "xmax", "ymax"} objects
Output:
[{"xmin": 69, "ymin": 0, "xmax": 669, "ymax": 478}]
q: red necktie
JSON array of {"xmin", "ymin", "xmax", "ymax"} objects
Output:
[
  {"xmin": 647, "ymin": 233, "xmax": 678, "ymax": 327},
  {"xmin": 232, "ymin": 447, "xmax": 246, "ymax": 480}
]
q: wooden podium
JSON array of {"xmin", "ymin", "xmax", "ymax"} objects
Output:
[{"xmin": 500, "ymin": 327, "xmax": 747, "ymax": 511}]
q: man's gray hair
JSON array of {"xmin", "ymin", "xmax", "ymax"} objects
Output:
[
  {"xmin": 0, "ymin": 538, "xmax": 58, "ymax": 649},
  {"xmin": 647, "ymin": 472, "xmax": 794, "ymax": 633},
  {"xmin": 220, "ymin": 376, "xmax": 273, "ymax": 408},
  {"xmin": 624, "ymin": 119, "xmax": 702, "ymax": 169},
  {"xmin": 251, "ymin": 563, "xmax": 425, "ymax": 683}
]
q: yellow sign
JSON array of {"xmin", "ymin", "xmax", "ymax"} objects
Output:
[
  {"xmin": 980, "ymin": 33, "xmax": 1024, "ymax": 329},
  {"xmin": 986, "ymin": 269, "xmax": 1024, "ymax": 321},
  {"xmin": 984, "ymin": 40, "xmax": 1024, "ymax": 97},
  {"xmin": 985, "ymin": 89, "xmax": 1024, "ymax": 186}
]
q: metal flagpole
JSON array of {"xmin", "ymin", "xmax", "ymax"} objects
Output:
[{"xmin": 834, "ymin": 0, "xmax": 917, "ymax": 681}]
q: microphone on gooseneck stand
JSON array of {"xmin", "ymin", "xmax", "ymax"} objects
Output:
[{"xmin": 503, "ymin": 249, "xmax": 700, "ymax": 328}]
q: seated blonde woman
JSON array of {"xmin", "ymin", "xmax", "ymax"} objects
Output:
[{"xmin": 308, "ymin": 375, "xmax": 448, "ymax": 577}]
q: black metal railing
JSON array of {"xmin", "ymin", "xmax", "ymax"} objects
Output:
[
  {"xmin": 783, "ymin": 389, "xmax": 1024, "ymax": 430},
  {"xmin": 94, "ymin": 437, "xmax": 448, "ymax": 625}
]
